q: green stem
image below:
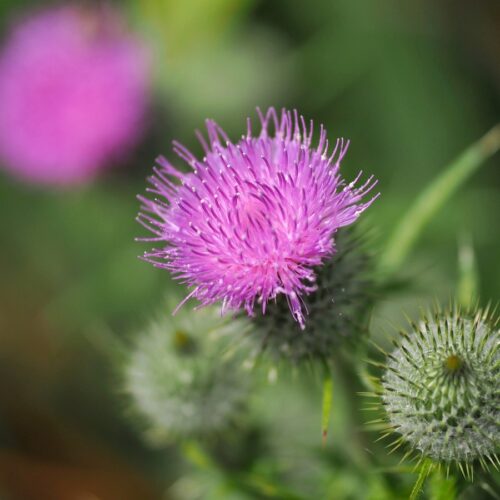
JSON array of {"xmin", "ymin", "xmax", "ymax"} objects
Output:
[
  {"xmin": 321, "ymin": 372, "xmax": 333, "ymax": 446},
  {"xmin": 381, "ymin": 124, "xmax": 500, "ymax": 274},
  {"xmin": 332, "ymin": 355, "xmax": 373, "ymax": 468},
  {"xmin": 456, "ymin": 234, "xmax": 479, "ymax": 309},
  {"xmin": 409, "ymin": 460, "xmax": 434, "ymax": 500}
]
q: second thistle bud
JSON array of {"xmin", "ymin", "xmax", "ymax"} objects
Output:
[
  {"xmin": 123, "ymin": 301, "xmax": 249, "ymax": 443},
  {"xmin": 380, "ymin": 306, "xmax": 499, "ymax": 472}
]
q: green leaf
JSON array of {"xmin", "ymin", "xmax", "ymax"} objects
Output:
[
  {"xmin": 181, "ymin": 440, "xmax": 216, "ymax": 470},
  {"xmin": 381, "ymin": 124, "xmax": 500, "ymax": 274}
]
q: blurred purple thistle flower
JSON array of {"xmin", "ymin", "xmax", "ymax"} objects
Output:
[
  {"xmin": 0, "ymin": 5, "xmax": 150, "ymax": 186},
  {"xmin": 138, "ymin": 108, "xmax": 378, "ymax": 328}
]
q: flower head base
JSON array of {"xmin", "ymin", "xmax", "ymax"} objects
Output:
[
  {"xmin": 138, "ymin": 108, "xmax": 378, "ymax": 327},
  {"xmin": 0, "ymin": 5, "xmax": 150, "ymax": 185},
  {"xmin": 379, "ymin": 306, "xmax": 499, "ymax": 474},
  {"xmin": 251, "ymin": 228, "xmax": 375, "ymax": 363},
  {"xmin": 124, "ymin": 301, "xmax": 249, "ymax": 442}
]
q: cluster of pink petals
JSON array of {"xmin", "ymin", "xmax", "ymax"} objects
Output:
[
  {"xmin": 0, "ymin": 6, "xmax": 150, "ymax": 185},
  {"xmin": 138, "ymin": 108, "xmax": 378, "ymax": 328}
]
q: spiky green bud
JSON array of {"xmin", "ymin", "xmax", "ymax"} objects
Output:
[
  {"xmin": 381, "ymin": 306, "xmax": 499, "ymax": 471},
  {"xmin": 124, "ymin": 302, "xmax": 249, "ymax": 443},
  {"xmin": 251, "ymin": 229, "xmax": 375, "ymax": 363}
]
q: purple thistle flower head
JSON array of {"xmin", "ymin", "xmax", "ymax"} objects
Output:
[{"xmin": 138, "ymin": 108, "xmax": 378, "ymax": 328}]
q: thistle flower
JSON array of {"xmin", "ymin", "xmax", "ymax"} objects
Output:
[
  {"xmin": 123, "ymin": 302, "xmax": 249, "ymax": 442},
  {"xmin": 138, "ymin": 108, "xmax": 378, "ymax": 328},
  {"xmin": 252, "ymin": 228, "xmax": 375, "ymax": 363},
  {"xmin": 0, "ymin": 5, "xmax": 149, "ymax": 185},
  {"xmin": 377, "ymin": 306, "xmax": 499, "ymax": 475}
]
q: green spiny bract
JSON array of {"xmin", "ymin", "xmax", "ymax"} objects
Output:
[
  {"xmin": 251, "ymin": 229, "xmax": 375, "ymax": 364},
  {"xmin": 124, "ymin": 302, "xmax": 250, "ymax": 443},
  {"xmin": 380, "ymin": 306, "xmax": 499, "ymax": 474}
]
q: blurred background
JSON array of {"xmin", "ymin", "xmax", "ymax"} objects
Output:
[{"xmin": 0, "ymin": 0, "xmax": 498, "ymax": 498}]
